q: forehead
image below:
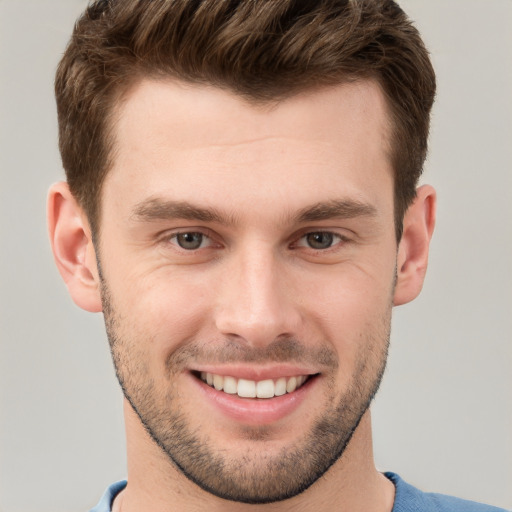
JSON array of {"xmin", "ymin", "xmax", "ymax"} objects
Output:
[
  {"xmin": 104, "ymin": 78, "xmax": 393, "ymax": 222},
  {"xmin": 113, "ymin": 77, "xmax": 391, "ymax": 150}
]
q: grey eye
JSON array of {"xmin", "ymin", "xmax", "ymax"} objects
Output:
[
  {"xmin": 305, "ymin": 232, "xmax": 334, "ymax": 249},
  {"xmin": 175, "ymin": 232, "xmax": 204, "ymax": 250}
]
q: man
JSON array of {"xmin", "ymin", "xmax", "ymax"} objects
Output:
[{"xmin": 47, "ymin": 1, "xmax": 507, "ymax": 511}]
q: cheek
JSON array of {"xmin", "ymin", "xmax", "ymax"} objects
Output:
[
  {"xmin": 300, "ymin": 264, "xmax": 393, "ymax": 378},
  {"xmin": 105, "ymin": 263, "xmax": 214, "ymax": 365},
  {"xmin": 302, "ymin": 258, "xmax": 395, "ymax": 326}
]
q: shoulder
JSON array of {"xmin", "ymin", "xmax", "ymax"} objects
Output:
[
  {"xmin": 89, "ymin": 480, "xmax": 127, "ymax": 512},
  {"xmin": 386, "ymin": 472, "xmax": 510, "ymax": 512}
]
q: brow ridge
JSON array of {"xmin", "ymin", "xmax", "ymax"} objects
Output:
[
  {"xmin": 296, "ymin": 199, "xmax": 377, "ymax": 223},
  {"xmin": 131, "ymin": 197, "xmax": 377, "ymax": 225},
  {"xmin": 132, "ymin": 198, "xmax": 235, "ymax": 224}
]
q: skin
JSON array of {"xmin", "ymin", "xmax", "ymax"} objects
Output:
[{"xmin": 48, "ymin": 79, "xmax": 435, "ymax": 512}]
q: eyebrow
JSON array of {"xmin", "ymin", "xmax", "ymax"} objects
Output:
[
  {"xmin": 131, "ymin": 198, "xmax": 235, "ymax": 224},
  {"xmin": 296, "ymin": 199, "xmax": 377, "ymax": 223},
  {"xmin": 131, "ymin": 197, "xmax": 377, "ymax": 225}
]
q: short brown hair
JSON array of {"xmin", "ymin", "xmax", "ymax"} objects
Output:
[{"xmin": 55, "ymin": 0, "xmax": 435, "ymax": 239}]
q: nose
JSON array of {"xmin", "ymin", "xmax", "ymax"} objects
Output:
[{"xmin": 214, "ymin": 247, "xmax": 302, "ymax": 347}]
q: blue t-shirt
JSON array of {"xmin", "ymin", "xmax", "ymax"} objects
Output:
[{"xmin": 90, "ymin": 473, "xmax": 509, "ymax": 512}]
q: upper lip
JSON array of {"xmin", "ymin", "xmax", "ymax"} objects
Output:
[{"xmin": 190, "ymin": 364, "xmax": 318, "ymax": 381}]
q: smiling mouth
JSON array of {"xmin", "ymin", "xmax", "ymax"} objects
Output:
[{"xmin": 195, "ymin": 372, "xmax": 314, "ymax": 399}]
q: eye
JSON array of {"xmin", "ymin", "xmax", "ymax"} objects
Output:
[
  {"xmin": 171, "ymin": 232, "xmax": 210, "ymax": 250},
  {"xmin": 298, "ymin": 231, "xmax": 343, "ymax": 250}
]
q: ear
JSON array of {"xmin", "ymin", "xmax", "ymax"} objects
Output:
[
  {"xmin": 393, "ymin": 185, "xmax": 436, "ymax": 306},
  {"xmin": 47, "ymin": 182, "xmax": 102, "ymax": 312}
]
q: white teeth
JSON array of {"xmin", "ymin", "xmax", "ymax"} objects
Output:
[
  {"xmin": 213, "ymin": 374, "xmax": 224, "ymax": 391},
  {"xmin": 237, "ymin": 379, "xmax": 256, "ymax": 398},
  {"xmin": 286, "ymin": 376, "xmax": 297, "ymax": 393},
  {"xmin": 200, "ymin": 372, "xmax": 310, "ymax": 399},
  {"xmin": 274, "ymin": 377, "xmax": 287, "ymax": 396},
  {"xmin": 223, "ymin": 376, "xmax": 237, "ymax": 394},
  {"xmin": 256, "ymin": 379, "xmax": 275, "ymax": 398}
]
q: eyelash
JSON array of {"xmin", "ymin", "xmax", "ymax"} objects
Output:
[
  {"xmin": 163, "ymin": 229, "xmax": 349, "ymax": 253},
  {"xmin": 293, "ymin": 231, "xmax": 347, "ymax": 251},
  {"xmin": 166, "ymin": 230, "xmax": 216, "ymax": 251}
]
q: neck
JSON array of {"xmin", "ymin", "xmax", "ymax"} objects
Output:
[{"xmin": 117, "ymin": 400, "xmax": 394, "ymax": 512}]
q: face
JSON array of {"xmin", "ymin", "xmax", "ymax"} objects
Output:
[{"xmin": 98, "ymin": 79, "xmax": 398, "ymax": 503}]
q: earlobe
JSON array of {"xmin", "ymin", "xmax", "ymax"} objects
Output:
[
  {"xmin": 393, "ymin": 185, "xmax": 436, "ymax": 306},
  {"xmin": 47, "ymin": 182, "xmax": 102, "ymax": 312}
]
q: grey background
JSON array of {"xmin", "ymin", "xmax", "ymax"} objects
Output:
[{"xmin": 1, "ymin": 1, "xmax": 511, "ymax": 511}]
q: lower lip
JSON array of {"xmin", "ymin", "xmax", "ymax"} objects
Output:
[{"xmin": 189, "ymin": 374, "xmax": 317, "ymax": 425}]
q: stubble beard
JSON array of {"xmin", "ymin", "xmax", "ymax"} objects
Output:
[{"xmin": 100, "ymin": 277, "xmax": 391, "ymax": 504}]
